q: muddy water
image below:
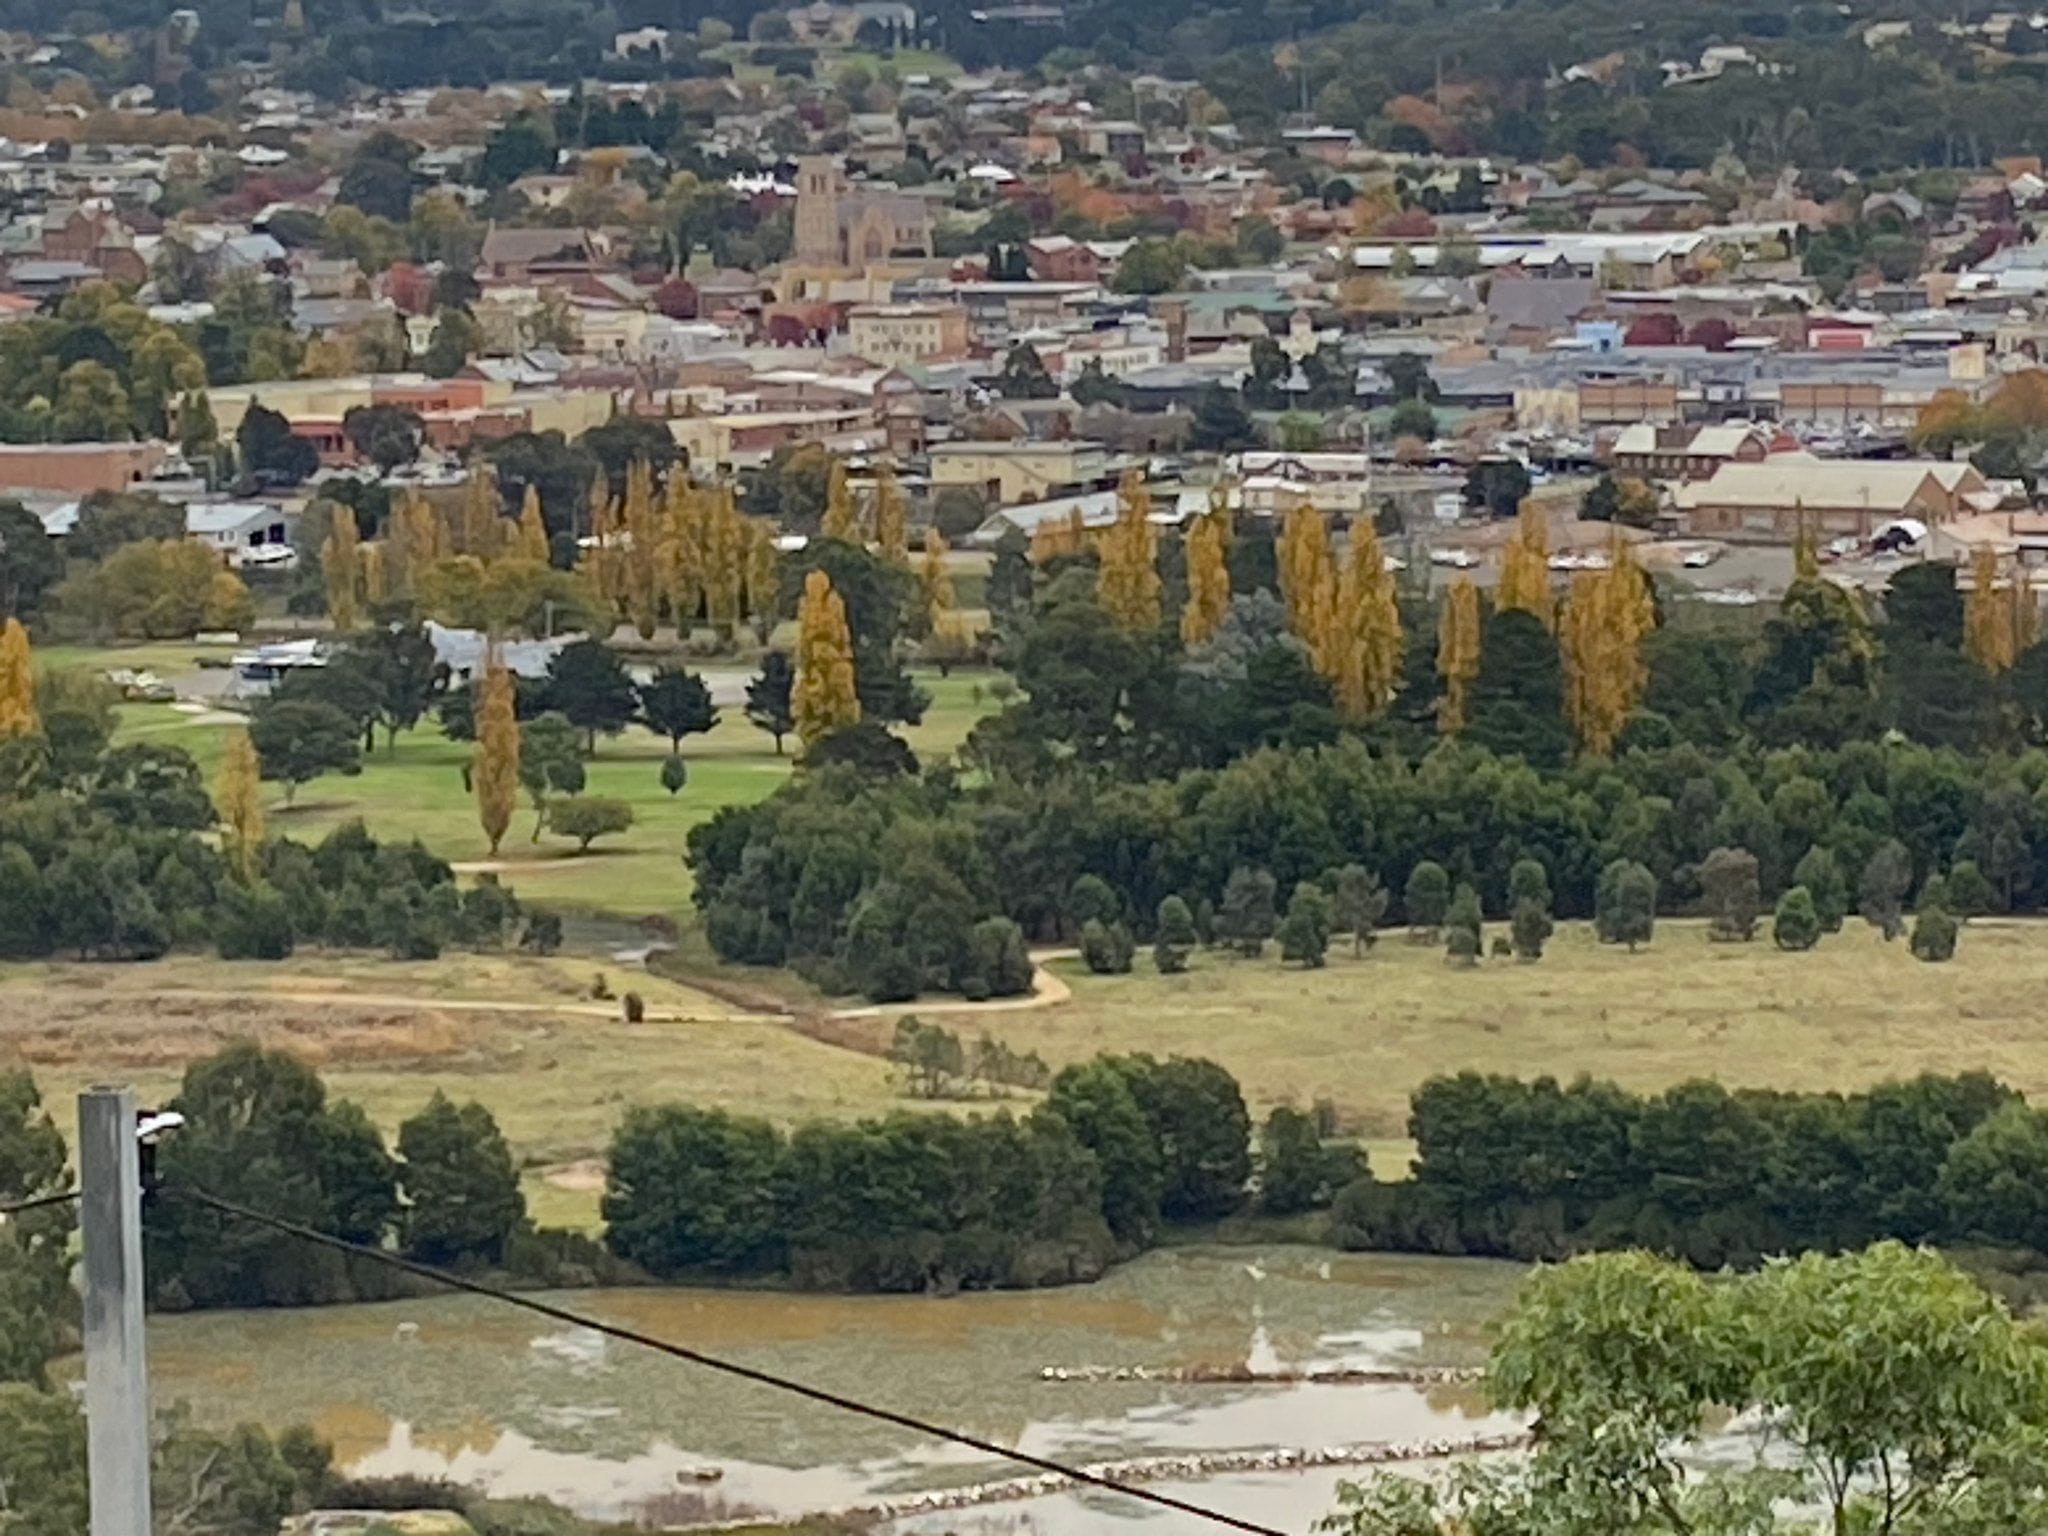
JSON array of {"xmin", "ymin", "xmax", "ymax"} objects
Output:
[{"xmin": 141, "ymin": 1247, "xmax": 1526, "ymax": 1528}]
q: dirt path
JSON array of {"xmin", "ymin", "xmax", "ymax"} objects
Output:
[
  {"xmin": 124, "ymin": 987, "xmax": 780, "ymax": 1026},
  {"xmin": 828, "ymin": 950, "xmax": 1076, "ymax": 1020}
]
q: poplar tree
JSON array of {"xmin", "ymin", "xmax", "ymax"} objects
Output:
[
  {"xmin": 1180, "ymin": 510, "xmax": 1230, "ymax": 647},
  {"xmin": 745, "ymin": 521, "xmax": 780, "ymax": 632},
  {"xmin": 359, "ymin": 541, "xmax": 388, "ymax": 607},
  {"xmin": 515, "ymin": 485, "xmax": 549, "ymax": 564},
  {"xmin": 1277, "ymin": 504, "xmax": 1336, "ymax": 670},
  {"xmin": 704, "ymin": 486, "xmax": 744, "ymax": 635},
  {"xmin": 872, "ymin": 461, "xmax": 908, "ymax": 564},
  {"xmin": 321, "ymin": 505, "xmax": 362, "ymax": 630},
  {"xmin": 920, "ymin": 526, "xmax": 955, "ymax": 633},
  {"xmin": 793, "ymin": 568, "xmax": 860, "ymax": 748},
  {"xmin": 661, "ymin": 477, "xmax": 704, "ymax": 633},
  {"xmin": 1029, "ymin": 505, "xmax": 1090, "ymax": 564},
  {"xmin": 216, "ymin": 728, "xmax": 265, "ymax": 883},
  {"xmin": 385, "ymin": 491, "xmax": 448, "ymax": 602},
  {"xmin": 459, "ymin": 463, "xmax": 500, "ymax": 560},
  {"xmin": 579, "ymin": 472, "xmax": 621, "ymax": 609},
  {"xmin": 821, "ymin": 459, "xmax": 858, "ymax": 542},
  {"xmin": 1964, "ymin": 547, "xmax": 2032, "ymax": 674},
  {"xmin": 1561, "ymin": 536, "xmax": 1658, "ymax": 756},
  {"xmin": 1097, "ymin": 469, "xmax": 1161, "ymax": 633},
  {"xmin": 473, "ymin": 657, "xmax": 520, "ymax": 855},
  {"xmin": 0, "ymin": 619, "xmax": 32, "ymax": 738},
  {"xmin": 620, "ymin": 459, "xmax": 660, "ymax": 639},
  {"xmin": 1330, "ymin": 521, "xmax": 1402, "ymax": 721},
  {"xmin": 1435, "ymin": 577, "xmax": 1482, "ymax": 735},
  {"xmin": 1495, "ymin": 500, "xmax": 1554, "ymax": 630}
]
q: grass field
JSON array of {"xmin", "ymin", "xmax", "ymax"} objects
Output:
[
  {"xmin": 86, "ymin": 665, "xmax": 997, "ymax": 920},
  {"xmin": 1005, "ymin": 917, "xmax": 2048, "ymax": 1149}
]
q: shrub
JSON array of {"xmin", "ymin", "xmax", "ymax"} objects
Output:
[
  {"xmin": 1595, "ymin": 858, "xmax": 1657, "ymax": 950},
  {"xmin": 1911, "ymin": 904, "xmax": 1958, "ymax": 962},
  {"xmin": 1404, "ymin": 860, "xmax": 1449, "ymax": 937},
  {"xmin": 1701, "ymin": 846, "xmax": 1762, "ymax": 941},
  {"xmin": 1153, "ymin": 895, "xmax": 1196, "ymax": 974},
  {"xmin": 1946, "ymin": 859, "xmax": 1994, "ymax": 918},
  {"xmin": 1276, "ymin": 881, "xmax": 1331, "ymax": 968},
  {"xmin": 1773, "ymin": 885, "xmax": 1821, "ymax": 951},
  {"xmin": 659, "ymin": 755, "xmax": 687, "ymax": 796},
  {"xmin": 1080, "ymin": 918, "xmax": 1134, "ymax": 974},
  {"xmin": 520, "ymin": 910, "xmax": 563, "ymax": 954},
  {"xmin": 1510, "ymin": 898, "xmax": 1552, "ymax": 961},
  {"xmin": 1445, "ymin": 925, "xmax": 1479, "ymax": 967},
  {"xmin": 547, "ymin": 796, "xmax": 634, "ymax": 853},
  {"xmin": 216, "ymin": 882, "xmax": 295, "ymax": 960},
  {"xmin": 622, "ymin": 992, "xmax": 645, "ymax": 1023}
]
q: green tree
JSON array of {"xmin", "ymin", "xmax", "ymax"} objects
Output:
[
  {"xmin": 1153, "ymin": 894, "xmax": 1197, "ymax": 974},
  {"xmin": 1773, "ymin": 884, "xmax": 1821, "ymax": 951},
  {"xmin": 236, "ymin": 403, "xmax": 319, "ymax": 484},
  {"xmin": 1327, "ymin": 864, "xmax": 1389, "ymax": 955},
  {"xmin": 1793, "ymin": 845, "xmax": 1849, "ymax": 932},
  {"xmin": 548, "ymin": 795, "xmax": 634, "ymax": 853},
  {"xmin": 1912, "ymin": 902, "xmax": 1959, "ymax": 962},
  {"xmin": 517, "ymin": 710, "xmax": 583, "ymax": 840},
  {"xmin": 638, "ymin": 666, "xmax": 718, "ymax": 752},
  {"xmin": 1111, "ymin": 237, "xmax": 1187, "ymax": 294},
  {"xmin": 1404, "ymin": 860, "xmax": 1450, "ymax": 937},
  {"xmin": 544, "ymin": 638, "xmax": 638, "ymax": 752},
  {"xmin": 1860, "ymin": 837, "xmax": 1914, "ymax": 940},
  {"xmin": 247, "ymin": 698, "xmax": 362, "ymax": 805},
  {"xmin": 1045, "ymin": 1059, "xmax": 1164, "ymax": 1244},
  {"xmin": 1510, "ymin": 896, "xmax": 1553, "ymax": 961},
  {"xmin": 1259, "ymin": 1106, "xmax": 1352, "ymax": 1215},
  {"xmin": 1700, "ymin": 845, "xmax": 1762, "ymax": 941},
  {"xmin": 1595, "ymin": 858, "xmax": 1657, "ymax": 951},
  {"xmin": 1079, "ymin": 916, "xmax": 1136, "ymax": 974},
  {"xmin": 660, "ymin": 753, "xmax": 687, "ymax": 796},
  {"xmin": 0, "ymin": 1385, "xmax": 86, "ymax": 1536},
  {"xmin": 398, "ymin": 1091, "xmax": 525, "ymax": 1265},
  {"xmin": 603, "ymin": 1107, "xmax": 783, "ymax": 1273},
  {"xmin": 1276, "ymin": 880, "xmax": 1331, "ymax": 967},
  {"xmin": 1466, "ymin": 608, "xmax": 1571, "ymax": 770},
  {"xmin": 1947, "ymin": 858, "xmax": 1996, "ymax": 918},
  {"xmin": 1445, "ymin": 882, "xmax": 1483, "ymax": 957},
  {"xmin": 744, "ymin": 651, "xmax": 796, "ymax": 755},
  {"xmin": 0, "ymin": 501, "xmax": 61, "ymax": 621},
  {"xmin": 1217, "ymin": 864, "xmax": 1278, "ymax": 957}
]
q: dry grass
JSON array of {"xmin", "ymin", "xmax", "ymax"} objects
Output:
[
  {"xmin": 0, "ymin": 952, "xmax": 906, "ymax": 1177},
  {"xmin": 1017, "ymin": 917, "xmax": 2048, "ymax": 1150}
]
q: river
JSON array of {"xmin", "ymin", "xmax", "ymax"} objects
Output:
[{"xmin": 140, "ymin": 1247, "xmax": 1528, "ymax": 1532}]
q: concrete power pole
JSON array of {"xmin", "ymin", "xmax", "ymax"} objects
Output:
[{"xmin": 78, "ymin": 1087, "xmax": 153, "ymax": 1536}]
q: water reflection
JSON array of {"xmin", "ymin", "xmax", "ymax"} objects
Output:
[{"xmin": 141, "ymin": 1247, "xmax": 1526, "ymax": 1525}]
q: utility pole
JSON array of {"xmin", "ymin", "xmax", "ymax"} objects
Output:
[{"xmin": 78, "ymin": 1087, "xmax": 152, "ymax": 1536}]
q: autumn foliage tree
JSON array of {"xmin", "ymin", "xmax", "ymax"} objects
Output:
[
  {"xmin": 321, "ymin": 505, "xmax": 363, "ymax": 630},
  {"xmin": 871, "ymin": 461, "xmax": 908, "ymax": 566},
  {"xmin": 1097, "ymin": 470, "xmax": 1162, "ymax": 633},
  {"xmin": 215, "ymin": 728, "xmax": 265, "ymax": 883},
  {"xmin": 1181, "ymin": 510, "xmax": 1231, "ymax": 647},
  {"xmin": 821, "ymin": 459, "xmax": 858, "ymax": 543},
  {"xmin": 919, "ymin": 527, "xmax": 954, "ymax": 634},
  {"xmin": 793, "ymin": 569, "xmax": 860, "ymax": 750},
  {"xmin": 1495, "ymin": 501, "xmax": 1554, "ymax": 630},
  {"xmin": 1435, "ymin": 577, "xmax": 1482, "ymax": 735},
  {"xmin": 1964, "ymin": 547, "xmax": 2035, "ymax": 675},
  {"xmin": 1277, "ymin": 504, "xmax": 1336, "ymax": 665},
  {"xmin": 1560, "ymin": 536, "xmax": 1657, "ymax": 756},
  {"xmin": 0, "ymin": 619, "xmax": 35, "ymax": 739},
  {"xmin": 472, "ymin": 657, "xmax": 520, "ymax": 855},
  {"xmin": 1329, "ymin": 521, "xmax": 1402, "ymax": 722}
]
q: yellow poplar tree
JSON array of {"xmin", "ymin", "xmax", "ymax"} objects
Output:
[
  {"xmin": 358, "ymin": 541, "xmax": 388, "ymax": 608},
  {"xmin": 1097, "ymin": 470, "xmax": 1162, "ymax": 632},
  {"xmin": 459, "ymin": 463, "xmax": 501, "ymax": 560},
  {"xmin": 620, "ymin": 459, "xmax": 661, "ymax": 639},
  {"xmin": 215, "ymin": 728, "xmax": 265, "ymax": 883},
  {"xmin": 793, "ymin": 568, "xmax": 860, "ymax": 748},
  {"xmin": 1560, "ymin": 536, "xmax": 1658, "ymax": 756},
  {"xmin": 920, "ymin": 526, "xmax": 955, "ymax": 632},
  {"xmin": 516, "ymin": 485, "xmax": 550, "ymax": 564},
  {"xmin": 384, "ymin": 491, "xmax": 448, "ymax": 602},
  {"xmin": 579, "ymin": 473, "xmax": 622, "ymax": 610},
  {"xmin": 661, "ymin": 477, "xmax": 704, "ymax": 634},
  {"xmin": 0, "ymin": 619, "xmax": 33, "ymax": 738},
  {"xmin": 1329, "ymin": 521, "xmax": 1403, "ymax": 722},
  {"xmin": 1494, "ymin": 500, "xmax": 1554, "ymax": 631},
  {"xmin": 1029, "ymin": 507, "xmax": 1092, "ymax": 564},
  {"xmin": 1181, "ymin": 510, "xmax": 1231, "ymax": 647},
  {"xmin": 1277, "ymin": 504, "xmax": 1337, "ymax": 667},
  {"xmin": 872, "ymin": 461, "xmax": 908, "ymax": 564},
  {"xmin": 821, "ymin": 459, "xmax": 858, "ymax": 542},
  {"xmin": 473, "ymin": 656, "xmax": 520, "ymax": 855},
  {"xmin": 704, "ymin": 486, "xmax": 744, "ymax": 634},
  {"xmin": 321, "ymin": 505, "xmax": 362, "ymax": 630},
  {"xmin": 1435, "ymin": 577, "xmax": 1482, "ymax": 735},
  {"xmin": 744, "ymin": 520, "xmax": 780, "ymax": 631}
]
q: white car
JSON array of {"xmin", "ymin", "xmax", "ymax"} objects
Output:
[
  {"xmin": 1681, "ymin": 546, "xmax": 1720, "ymax": 568},
  {"xmin": 1429, "ymin": 547, "xmax": 1479, "ymax": 568}
]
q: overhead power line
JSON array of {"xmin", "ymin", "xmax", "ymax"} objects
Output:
[{"xmin": 173, "ymin": 1185, "xmax": 1295, "ymax": 1536}]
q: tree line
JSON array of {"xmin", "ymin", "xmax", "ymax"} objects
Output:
[{"xmin": 1328, "ymin": 1069, "xmax": 2048, "ymax": 1271}]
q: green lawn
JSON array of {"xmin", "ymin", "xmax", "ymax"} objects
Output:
[{"xmin": 94, "ymin": 664, "xmax": 998, "ymax": 921}]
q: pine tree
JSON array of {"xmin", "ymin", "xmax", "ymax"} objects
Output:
[
  {"xmin": 1097, "ymin": 469, "xmax": 1162, "ymax": 632},
  {"xmin": 821, "ymin": 458, "xmax": 858, "ymax": 542},
  {"xmin": 793, "ymin": 568, "xmax": 860, "ymax": 749},
  {"xmin": 473, "ymin": 656, "xmax": 520, "ymax": 855},
  {"xmin": 1180, "ymin": 510, "xmax": 1231, "ymax": 647},
  {"xmin": 1494, "ymin": 500, "xmax": 1553, "ymax": 630},
  {"xmin": 872, "ymin": 461, "xmax": 908, "ymax": 564},
  {"xmin": 1329, "ymin": 521, "xmax": 1403, "ymax": 721},
  {"xmin": 516, "ymin": 485, "xmax": 550, "ymax": 565},
  {"xmin": 0, "ymin": 619, "xmax": 32, "ymax": 739},
  {"xmin": 920, "ymin": 526, "xmax": 955, "ymax": 633},
  {"xmin": 1560, "ymin": 535, "xmax": 1658, "ymax": 756},
  {"xmin": 1435, "ymin": 577, "xmax": 1481, "ymax": 735},
  {"xmin": 216, "ymin": 728, "xmax": 265, "ymax": 883},
  {"xmin": 321, "ymin": 506, "xmax": 362, "ymax": 630},
  {"xmin": 620, "ymin": 459, "xmax": 660, "ymax": 639}
]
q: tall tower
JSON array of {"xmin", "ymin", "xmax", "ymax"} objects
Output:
[{"xmin": 793, "ymin": 156, "xmax": 846, "ymax": 267}]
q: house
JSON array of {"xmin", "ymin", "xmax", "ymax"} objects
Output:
[
  {"xmin": 1611, "ymin": 421, "xmax": 1784, "ymax": 482},
  {"xmin": 1672, "ymin": 456, "xmax": 1993, "ymax": 542},
  {"xmin": 478, "ymin": 226, "xmax": 601, "ymax": 281},
  {"xmin": 929, "ymin": 440, "xmax": 1120, "ymax": 504},
  {"xmin": 1228, "ymin": 450, "xmax": 1372, "ymax": 516},
  {"xmin": 844, "ymin": 303, "xmax": 970, "ymax": 365},
  {"xmin": 185, "ymin": 502, "xmax": 295, "ymax": 566}
]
